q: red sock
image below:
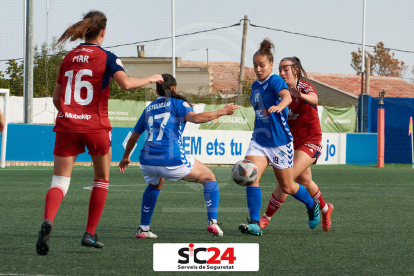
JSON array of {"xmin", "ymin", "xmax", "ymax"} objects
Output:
[
  {"xmin": 312, "ymin": 189, "xmax": 327, "ymax": 210},
  {"xmin": 264, "ymin": 193, "xmax": 285, "ymax": 218},
  {"xmin": 44, "ymin": 187, "xmax": 64, "ymax": 224},
  {"xmin": 86, "ymin": 179, "xmax": 109, "ymax": 235}
]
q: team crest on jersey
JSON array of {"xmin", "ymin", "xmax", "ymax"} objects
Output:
[
  {"xmin": 116, "ymin": 58, "xmax": 124, "ymax": 68},
  {"xmin": 254, "ymin": 93, "xmax": 260, "ymax": 103},
  {"xmin": 183, "ymin": 102, "xmax": 190, "ymax": 108}
]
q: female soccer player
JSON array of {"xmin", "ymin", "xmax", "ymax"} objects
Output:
[
  {"xmin": 239, "ymin": 39, "xmax": 320, "ymax": 236},
  {"xmin": 119, "ymin": 74, "xmax": 240, "ymax": 239},
  {"xmin": 260, "ymin": 57, "xmax": 334, "ymax": 231},
  {"xmin": 36, "ymin": 11, "xmax": 163, "ymax": 255}
]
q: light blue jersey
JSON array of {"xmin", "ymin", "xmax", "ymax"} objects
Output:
[
  {"xmin": 250, "ymin": 74, "xmax": 293, "ymax": 147},
  {"xmin": 134, "ymin": 97, "xmax": 193, "ymax": 166}
]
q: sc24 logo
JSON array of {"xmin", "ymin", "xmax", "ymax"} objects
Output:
[{"xmin": 178, "ymin": 243, "xmax": 236, "ymax": 264}]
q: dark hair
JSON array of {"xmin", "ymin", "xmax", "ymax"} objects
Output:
[
  {"xmin": 280, "ymin": 56, "xmax": 308, "ymax": 82},
  {"xmin": 253, "ymin": 38, "xmax": 274, "ymax": 63},
  {"xmin": 57, "ymin": 11, "xmax": 107, "ymax": 45},
  {"xmin": 156, "ymin": 74, "xmax": 193, "ymax": 108}
]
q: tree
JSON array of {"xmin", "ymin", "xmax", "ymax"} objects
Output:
[
  {"xmin": 3, "ymin": 60, "xmax": 24, "ymax": 96},
  {"xmin": 351, "ymin": 42, "xmax": 406, "ymax": 77},
  {"xmin": 0, "ymin": 38, "xmax": 68, "ymax": 97},
  {"xmin": 33, "ymin": 38, "xmax": 68, "ymax": 97}
]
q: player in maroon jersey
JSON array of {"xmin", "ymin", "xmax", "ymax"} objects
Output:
[
  {"xmin": 36, "ymin": 11, "xmax": 163, "ymax": 255},
  {"xmin": 260, "ymin": 56, "xmax": 334, "ymax": 231}
]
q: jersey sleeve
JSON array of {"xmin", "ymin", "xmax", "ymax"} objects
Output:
[
  {"xmin": 272, "ymin": 77, "xmax": 288, "ymax": 96},
  {"xmin": 175, "ymin": 100, "xmax": 194, "ymax": 122},
  {"xmin": 304, "ymin": 82, "xmax": 317, "ymax": 95},
  {"xmin": 105, "ymin": 51, "xmax": 125, "ymax": 77},
  {"xmin": 134, "ymin": 110, "xmax": 147, "ymax": 134}
]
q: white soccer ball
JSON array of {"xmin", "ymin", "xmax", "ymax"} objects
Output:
[{"xmin": 232, "ymin": 159, "xmax": 258, "ymax": 186}]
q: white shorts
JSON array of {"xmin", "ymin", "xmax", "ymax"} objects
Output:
[
  {"xmin": 140, "ymin": 156, "xmax": 195, "ymax": 184},
  {"xmin": 245, "ymin": 140, "xmax": 293, "ymax": 169}
]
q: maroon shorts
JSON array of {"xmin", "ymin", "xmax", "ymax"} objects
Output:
[
  {"xmin": 296, "ymin": 142, "xmax": 322, "ymax": 164},
  {"xmin": 54, "ymin": 131, "xmax": 112, "ymax": 157}
]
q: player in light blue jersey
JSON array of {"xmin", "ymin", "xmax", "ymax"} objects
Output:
[
  {"xmin": 119, "ymin": 74, "xmax": 240, "ymax": 238},
  {"xmin": 239, "ymin": 39, "xmax": 320, "ymax": 236}
]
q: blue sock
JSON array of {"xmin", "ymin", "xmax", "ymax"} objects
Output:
[
  {"xmin": 203, "ymin": 181, "xmax": 219, "ymax": 220},
  {"xmin": 292, "ymin": 184, "xmax": 314, "ymax": 209},
  {"xmin": 246, "ymin": 186, "xmax": 261, "ymax": 222},
  {"xmin": 140, "ymin": 185, "xmax": 161, "ymax": 226}
]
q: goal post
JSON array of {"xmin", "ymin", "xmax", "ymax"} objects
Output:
[{"xmin": 0, "ymin": 89, "xmax": 9, "ymax": 168}]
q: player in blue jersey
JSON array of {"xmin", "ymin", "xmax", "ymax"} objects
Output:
[
  {"xmin": 119, "ymin": 74, "xmax": 240, "ymax": 238},
  {"xmin": 238, "ymin": 39, "xmax": 320, "ymax": 236}
]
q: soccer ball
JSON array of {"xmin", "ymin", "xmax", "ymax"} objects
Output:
[{"xmin": 232, "ymin": 159, "xmax": 258, "ymax": 186}]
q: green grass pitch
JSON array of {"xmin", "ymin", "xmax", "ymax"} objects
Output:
[{"xmin": 0, "ymin": 164, "xmax": 413, "ymax": 275}]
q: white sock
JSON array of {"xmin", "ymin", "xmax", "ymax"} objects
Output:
[
  {"xmin": 140, "ymin": 225, "xmax": 150, "ymax": 231},
  {"xmin": 263, "ymin": 213, "xmax": 271, "ymax": 220}
]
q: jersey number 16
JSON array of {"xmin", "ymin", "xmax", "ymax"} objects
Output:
[{"xmin": 64, "ymin": 69, "xmax": 93, "ymax": 106}]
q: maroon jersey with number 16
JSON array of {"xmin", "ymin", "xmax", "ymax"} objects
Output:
[{"xmin": 53, "ymin": 43, "xmax": 124, "ymax": 133}]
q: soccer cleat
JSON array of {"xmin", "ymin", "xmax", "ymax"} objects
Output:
[
  {"xmin": 239, "ymin": 219, "xmax": 263, "ymax": 236},
  {"xmin": 136, "ymin": 227, "xmax": 158, "ymax": 239},
  {"xmin": 36, "ymin": 219, "xmax": 53, "ymax": 255},
  {"xmin": 81, "ymin": 232, "xmax": 104, "ymax": 248},
  {"xmin": 207, "ymin": 219, "xmax": 224, "ymax": 237},
  {"xmin": 322, "ymin": 203, "xmax": 334, "ymax": 231},
  {"xmin": 308, "ymin": 198, "xmax": 320, "ymax": 229},
  {"xmin": 260, "ymin": 216, "xmax": 270, "ymax": 229}
]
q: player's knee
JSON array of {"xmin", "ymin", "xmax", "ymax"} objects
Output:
[
  {"xmin": 51, "ymin": 175, "xmax": 71, "ymax": 196},
  {"xmin": 298, "ymin": 180, "xmax": 311, "ymax": 187},
  {"xmin": 280, "ymin": 184, "xmax": 295, "ymax": 195}
]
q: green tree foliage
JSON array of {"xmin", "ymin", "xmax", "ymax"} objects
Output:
[
  {"xmin": 351, "ymin": 42, "xmax": 406, "ymax": 77},
  {"xmin": 33, "ymin": 38, "xmax": 68, "ymax": 97},
  {"xmin": 0, "ymin": 60, "xmax": 24, "ymax": 96}
]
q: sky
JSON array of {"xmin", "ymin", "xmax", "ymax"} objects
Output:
[{"xmin": 1, "ymin": 0, "xmax": 413, "ymax": 82}]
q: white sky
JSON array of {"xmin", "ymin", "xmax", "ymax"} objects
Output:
[{"xmin": 1, "ymin": 0, "xmax": 413, "ymax": 81}]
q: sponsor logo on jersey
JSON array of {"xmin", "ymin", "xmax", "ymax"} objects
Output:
[
  {"xmin": 288, "ymin": 109, "xmax": 299, "ymax": 120},
  {"xmin": 263, "ymin": 83, "xmax": 269, "ymax": 90},
  {"xmin": 64, "ymin": 112, "xmax": 92, "ymax": 120},
  {"xmin": 255, "ymin": 109, "xmax": 270, "ymax": 118}
]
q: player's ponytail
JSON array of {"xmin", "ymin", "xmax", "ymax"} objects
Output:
[
  {"xmin": 57, "ymin": 11, "xmax": 107, "ymax": 45},
  {"xmin": 156, "ymin": 74, "xmax": 194, "ymax": 108},
  {"xmin": 254, "ymin": 38, "xmax": 274, "ymax": 63},
  {"xmin": 280, "ymin": 56, "xmax": 309, "ymax": 82}
]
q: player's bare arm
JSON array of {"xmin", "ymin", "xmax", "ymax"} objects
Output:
[
  {"xmin": 52, "ymin": 83, "xmax": 62, "ymax": 111},
  {"xmin": 0, "ymin": 110, "xmax": 5, "ymax": 131},
  {"xmin": 184, "ymin": 103, "xmax": 241, "ymax": 124},
  {"xmin": 113, "ymin": 71, "xmax": 163, "ymax": 90},
  {"xmin": 268, "ymin": 89, "xmax": 291, "ymax": 113},
  {"xmin": 119, "ymin": 131, "xmax": 141, "ymax": 173},
  {"xmin": 290, "ymin": 86, "xmax": 318, "ymax": 105}
]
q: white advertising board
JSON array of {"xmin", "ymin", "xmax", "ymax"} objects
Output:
[{"xmin": 182, "ymin": 129, "xmax": 346, "ymax": 165}]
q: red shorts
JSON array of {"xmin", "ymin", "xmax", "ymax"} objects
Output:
[
  {"xmin": 296, "ymin": 142, "xmax": 322, "ymax": 164},
  {"xmin": 54, "ymin": 131, "xmax": 112, "ymax": 157}
]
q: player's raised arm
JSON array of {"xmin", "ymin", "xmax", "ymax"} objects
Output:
[
  {"xmin": 113, "ymin": 71, "xmax": 163, "ymax": 90},
  {"xmin": 184, "ymin": 103, "xmax": 241, "ymax": 124}
]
